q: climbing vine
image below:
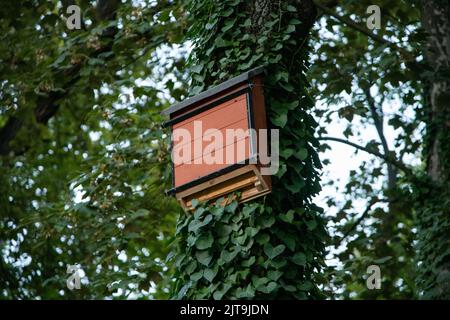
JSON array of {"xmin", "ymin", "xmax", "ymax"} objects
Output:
[{"xmin": 170, "ymin": 0, "xmax": 328, "ymax": 299}]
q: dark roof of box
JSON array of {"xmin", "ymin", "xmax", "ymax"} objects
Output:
[{"xmin": 161, "ymin": 66, "xmax": 264, "ymax": 116}]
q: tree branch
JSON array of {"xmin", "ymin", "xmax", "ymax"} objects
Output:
[
  {"xmin": 313, "ymin": 0, "xmax": 392, "ymax": 46},
  {"xmin": 318, "ymin": 136, "xmax": 413, "ymax": 177},
  {"xmin": 362, "ymin": 86, "xmax": 398, "ymax": 189},
  {"xmin": 0, "ymin": 1, "xmax": 173, "ymax": 157},
  {"xmin": 335, "ymin": 197, "xmax": 381, "ymax": 247},
  {"xmin": 312, "ymin": 0, "xmax": 416, "ymax": 64}
]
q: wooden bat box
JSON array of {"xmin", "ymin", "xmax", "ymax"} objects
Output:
[{"xmin": 162, "ymin": 67, "xmax": 271, "ymax": 210}]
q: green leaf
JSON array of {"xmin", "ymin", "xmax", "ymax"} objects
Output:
[
  {"xmin": 272, "ymin": 113, "xmax": 288, "ymax": 128},
  {"xmin": 292, "ymin": 252, "xmax": 306, "ymax": 266},
  {"xmin": 191, "ymin": 64, "xmax": 204, "ymax": 74},
  {"xmin": 185, "ymin": 260, "xmax": 197, "ymax": 275},
  {"xmin": 194, "ymin": 207, "xmax": 205, "ymax": 219},
  {"xmin": 257, "ymin": 281, "xmax": 278, "ymax": 294},
  {"xmin": 280, "ymin": 148, "xmax": 294, "ymax": 159},
  {"xmin": 242, "ymin": 256, "xmax": 256, "ymax": 267},
  {"xmin": 222, "ymin": 19, "xmax": 236, "ymax": 32},
  {"xmin": 261, "ymin": 216, "xmax": 276, "ymax": 228},
  {"xmin": 190, "ymin": 270, "xmax": 203, "ymax": 281},
  {"xmin": 281, "ymin": 232, "xmax": 296, "ymax": 252},
  {"xmin": 280, "ymin": 210, "xmax": 294, "ymax": 223},
  {"xmin": 286, "ymin": 5, "xmax": 297, "ymax": 12},
  {"xmin": 219, "ymin": 247, "xmax": 240, "ymax": 264},
  {"xmin": 225, "ymin": 200, "xmax": 238, "ymax": 212},
  {"xmin": 196, "ymin": 232, "xmax": 214, "ymax": 250},
  {"xmin": 252, "ymin": 276, "xmax": 269, "ymax": 288},
  {"xmin": 374, "ymin": 256, "xmax": 392, "ymax": 264},
  {"xmin": 221, "ymin": 8, "xmax": 233, "ymax": 17},
  {"xmin": 196, "ymin": 250, "xmax": 212, "ymax": 266},
  {"xmin": 245, "ymin": 227, "xmax": 259, "ymax": 238},
  {"xmin": 268, "ymin": 270, "xmax": 283, "ymax": 281},
  {"xmin": 213, "ymin": 283, "xmax": 232, "ymax": 300},
  {"xmin": 191, "ymin": 199, "xmax": 199, "ymax": 208},
  {"xmin": 264, "ymin": 243, "xmax": 286, "ymax": 259},
  {"xmin": 256, "ymin": 233, "xmax": 270, "ymax": 245},
  {"xmin": 298, "ymin": 281, "xmax": 313, "ymax": 291},
  {"xmin": 286, "ymin": 24, "xmax": 296, "ymax": 34},
  {"xmin": 203, "ymin": 267, "xmax": 218, "ymax": 282},
  {"xmin": 305, "ymin": 219, "xmax": 317, "ymax": 231},
  {"xmin": 294, "ymin": 148, "xmax": 308, "ymax": 161},
  {"xmin": 215, "ymin": 37, "xmax": 228, "ymax": 48}
]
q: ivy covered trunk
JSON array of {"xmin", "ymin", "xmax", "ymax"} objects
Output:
[
  {"xmin": 169, "ymin": 0, "xmax": 327, "ymax": 300},
  {"xmin": 415, "ymin": 0, "xmax": 450, "ymax": 299}
]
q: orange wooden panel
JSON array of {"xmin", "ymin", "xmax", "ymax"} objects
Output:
[
  {"xmin": 171, "ymin": 83, "xmax": 249, "ymax": 119},
  {"xmin": 172, "ymin": 118, "xmax": 250, "ymax": 165},
  {"xmin": 172, "ymin": 94, "xmax": 247, "ymax": 131},
  {"xmin": 174, "ymin": 136, "xmax": 251, "ymax": 187}
]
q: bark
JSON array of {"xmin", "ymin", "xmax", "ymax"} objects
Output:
[
  {"xmin": 421, "ymin": 0, "xmax": 450, "ymax": 183},
  {"xmin": 416, "ymin": 0, "xmax": 450, "ymax": 299}
]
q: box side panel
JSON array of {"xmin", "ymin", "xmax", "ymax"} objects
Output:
[
  {"xmin": 174, "ymin": 136, "xmax": 251, "ymax": 187},
  {"xmin": 173, "ymin": 93, "xmax": 252, "ymax": 188},
  {"xmin": 251, "ymin": 76, "xmax": 271, "ymax": 188},
  {"xmin": 171, "ymin": 83, "xmax": 248, "ymax": 119},
  {"xmin": 173, "ymin": 118, "xmax": 249, "ymax": 165},
  {"xmin": 172, "ymin": 94, "xmax": 247, "ymax": 131}
]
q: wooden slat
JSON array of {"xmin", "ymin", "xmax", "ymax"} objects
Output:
[
  {"xmin": 173, "ymin": 123, "xmax": 250, "ymax": 168},
  {"xmin": 172, "ymin": 94, "xmax": 247, "ymax": 130},
  {"xmin": 174, "ymin": 137, "xmax": 251, "ymax": 187},
  {"xmin": 176, "ymin": 164, "xmax": 270, "ymax": 211},
  {"xmin": 176, "ymin": 165, "xmax": 255, "ymax": 198}
]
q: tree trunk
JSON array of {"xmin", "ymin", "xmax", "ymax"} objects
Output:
[
  {"xmin": 416, "ymin": 0, "xmax": 450, "ymax": 299},
  {"xmin": 171, "ymin": 0, "xmax": 328, "ymax": 299}
]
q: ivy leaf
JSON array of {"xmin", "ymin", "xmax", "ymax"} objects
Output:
[
  {"xmin": 196, "ymin": 232, "xmax": 214, "ymax": 250},
  {"xmin": 294, "ymin": 148, "xmax": 308, "ymax": 161},
  {"xmin": 196, "ymin": 250, "xmax": 212, "ymax": 266},
  {"xmin": 292, "ymin": 252, "xmax": 306, "ymax": 266},
  {"xmin": 257, "ymin": 281, "xmax": 278, "ymax": 294},
  {"xmin": 281, "ymin": 233, "xmax": 296, "ymax": 252},
  {"xmin": 272, "ymin": 113, "xmax": 288, "ymax": 128},
  {"xmin": 190, "ymin": 270, "xmax": 203, "ymax": 281},
  {"xmin": 305, "ymin": 219, "xmax": 317, "ymax": 231},
  {"xmin": 191, "ymin": 199, "xmax": 199, "ymax": 208},
  {"xmin": 219, "ymin": 247, "xmax": 240, "ymax": 264},
  {"xmin": 268, "ymin": 270, "xmax": 283, "ymax": 281},
  {"xmin": 203, "ymin": 267, "xmax": 218, "ymax": 282},
  {"xmin": 256, "ymin": 233, "xmax": 270, "ymax": 245},
  {"xmin": 280, "ymin": 210, "xmax": 294, "ymax": 223},
  {"xmin": 215, "ymin": 37, "xmax": 228, "ymax": 48},
  {"xmin": 225, "ymin": 200, "xmax": 238, "ymax": 212},
  {"xmin": 194, "ymin": 207, "xmax": 205, "ymax": 219},
  {"xmin": 286, "ymin": 24, "xmax": 296, "ymax": 34},
  {"xmin": 374, "ymin": 256, "xmax": 392, "ymax": 264},
  {"xmin": 298, "ymin": 281, "xmax": 313, "ymax": 291},
  {"xmin": 264, "ymin": 243, "xmax": 286, "ymax": 259},
  {"xmin": 191, "ymin": 64, "xmax": 204, "ymax": 74},
  {"xmin": 185, "ymin": 260, "xmax": 197, "ymax": 275},
  {"xmin": 213, "ymin": 283, "xmax": 232, "ymax": 300},
  {"xmin": 242, "ymin": 256, "xmax": 256, "ymax": 267},
  {"xmin": 222, "ymin": 19, "xmax": 236, "ymax": 32},
  {"xmin": 285, "ymin": 179, "xmax": 305, "ymax": 193},
  {"xmin": 245, "ymin": 227, "xmax": 259, "ymax": 238},
  {"xmin": 252, "ymin": 276, "xmax": 269, "ymax": 289},
  {"xmin": 286, "ymin": 5, "xmax": 297, "ymax": 12}
]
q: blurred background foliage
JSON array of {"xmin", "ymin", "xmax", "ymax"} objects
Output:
[{"xmin": 0, "ymin": 0, "xmax": 443, "ymax": 299}]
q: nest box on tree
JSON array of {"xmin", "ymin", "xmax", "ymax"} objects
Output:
[{"xmin": 162, "ymin": 67, "xmax": 272, "ymax": 210}]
